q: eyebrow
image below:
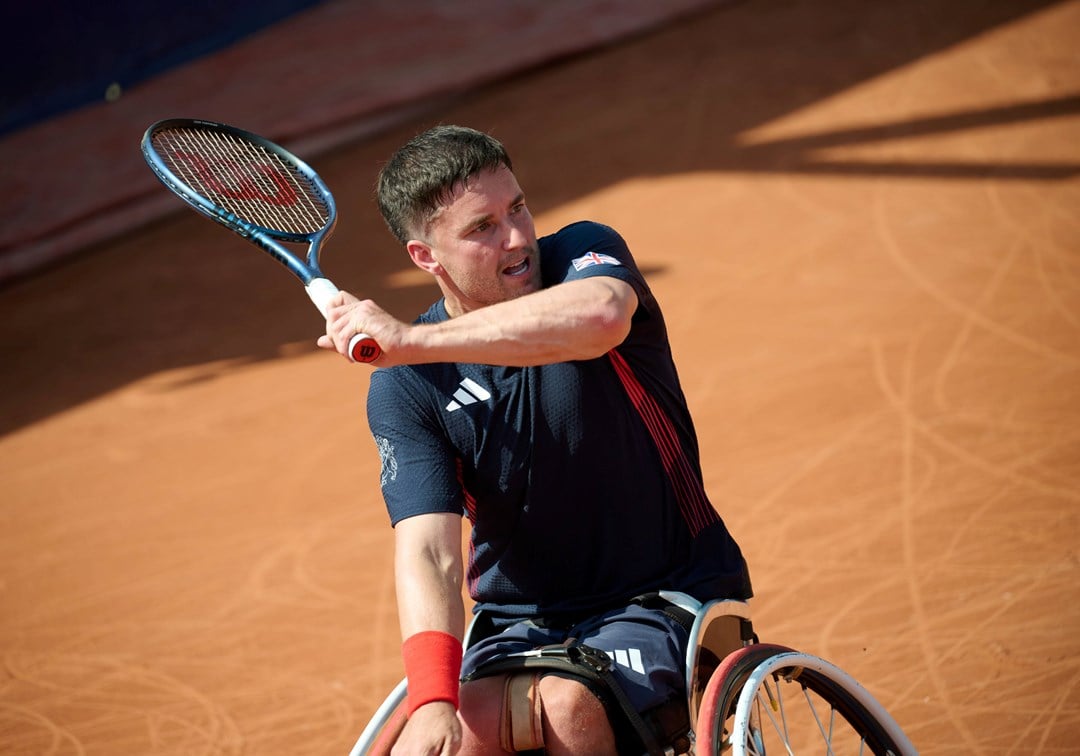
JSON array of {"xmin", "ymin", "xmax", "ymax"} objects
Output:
[{"xmin": 457, "ymin": 193, "xmax": 526, "ymax": 235}]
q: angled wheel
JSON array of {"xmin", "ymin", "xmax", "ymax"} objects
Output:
[
  {"xmin": 695, "ymin": 645, "xmax": 917, "ymax": 755},
  {"xmin": 347, "ymin": 678, "xmax": 408, "ymax": 756},
  {"xmin": 696, "ymin": 644, "xmax": 792, "ymax": 753}
]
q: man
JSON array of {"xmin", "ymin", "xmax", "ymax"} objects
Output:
[{"xmin": 319, "ymin": 125, "xmax": 751, "ymax": 755}]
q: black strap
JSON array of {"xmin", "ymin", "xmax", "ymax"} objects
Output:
[
  {"xmin": 570, "ymin": 644, "xmax": 666, "ymax": 756},
  {"xmin": 629, "ymin": 592, "xmax": 696, "ymax": 634}
]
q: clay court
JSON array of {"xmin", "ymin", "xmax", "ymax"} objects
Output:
[{"xmin": 2, "ymin": 1, "xmax": 1078, "ymax": 753}]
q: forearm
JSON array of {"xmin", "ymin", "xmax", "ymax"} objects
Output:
[
  {"xmin": 394, "ymin": 513, "xmax": 467, "ymax": 725},
  {"xmin": 394, "ymin": 514, "xmax": 466, "ymax": 640},
  {"xmin": 402, "ymin": 277, "xmax": 638, "ymax": 366}
]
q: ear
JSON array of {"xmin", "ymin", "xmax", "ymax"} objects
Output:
[{"xmin": 406, "ymin": 239, "xmax": 442, "ymax": 275}]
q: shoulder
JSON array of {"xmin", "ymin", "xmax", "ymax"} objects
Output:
[
  {"xmin": 541, "ymin": 221, "xmax": 628, "ymax": 255},
  {"xmin": 367, "ymin": 365, "xmax": 424, "ymax": 419},
  {"xmin": 366, "ymin": 300, "xmax": 448, "ymax": 409},
  {"xmin": 541, "ymin": 221, "xmax": 637, "ymax": 279},
  {"xmin": 366, "ymin": 354, "xmax": 456, "ymax": 433},
  {"xmin": 540, "ymin": 221, "xmax": 651, "ymax": 304}
]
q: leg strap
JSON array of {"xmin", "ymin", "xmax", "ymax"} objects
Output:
[
  {"xmin": 466, "ymin": 642, "xmax": 666, "ymax": 756},
  {"xmin": 500, "ymin": 672, "xmax": 544, "ymax": 752}
]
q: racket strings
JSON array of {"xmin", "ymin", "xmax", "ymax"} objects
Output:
[{"xmin": 154, "ymin": 127, "xmax": 330, "ymax": 234}]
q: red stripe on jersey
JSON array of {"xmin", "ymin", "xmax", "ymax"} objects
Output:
[
  {"xmin": 456, "ymin": 457, "xmax": 481, "ymax": 598},
  {"xmin": 608, "ymin": 349, "xmax": 719, "ymax": 536}
]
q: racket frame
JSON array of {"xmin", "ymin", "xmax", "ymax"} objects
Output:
[
  {"xmin": 141, "ymin": 118, "xmax": 335, "ymax": 285},
  {"xmin": 141, "ymin": 118, "xmax": 380, "ymax": 362}
]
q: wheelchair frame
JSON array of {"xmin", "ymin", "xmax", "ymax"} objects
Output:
[{"xmin": 347, "ymin": 596, "xmax": 916, "ymax": 755}]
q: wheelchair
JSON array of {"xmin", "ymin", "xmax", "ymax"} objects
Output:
[{"xmin": 347, "ymin": 594, "xmax": 917, "ymax": 755}]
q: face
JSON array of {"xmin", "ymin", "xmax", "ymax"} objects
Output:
[{"xmin": 407, "ymin": 166, "xmax": 542, "ymax": 317}]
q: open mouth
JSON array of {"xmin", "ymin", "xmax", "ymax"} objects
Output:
[{"xmin": 502, "ymin": 258, "xmax": 530, "ymax": 277}]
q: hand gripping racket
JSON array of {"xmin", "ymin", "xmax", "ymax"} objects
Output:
[{"xmin": 141, "ymin": 118, "xmax": 381, "ymax": 363}]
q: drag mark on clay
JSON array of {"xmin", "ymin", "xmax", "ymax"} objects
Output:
[
  {"xmin": 0, "ymin": 702, "xmax": 86, "ymax": 756},
  {"xmin": 3, "ymin": 648, "xmax": 244, "ymax": 754},
  {"xmin": 871, "ymin": 191, "xmax": 1080, "ymax": 369}
]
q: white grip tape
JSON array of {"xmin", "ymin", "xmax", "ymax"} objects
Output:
[
  {"xmin": 306, "ymin": 277, "xmax": 380, "ymax": 363},
  {"xmin": 305, "ymin": 277, "xmax": 340, "ymax": 318}
]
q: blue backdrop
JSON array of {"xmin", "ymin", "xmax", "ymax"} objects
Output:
[{"xmin": 2, "ymin": 0, "xmax": 325, "ymax": 136}]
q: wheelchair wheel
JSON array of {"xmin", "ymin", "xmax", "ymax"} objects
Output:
[
  {"xmin": 695, "ymin": 645, "xmax": 916, "ymax": 755},
  {"xmin": 347, "ymin": 678, "xmax": 408, "ymax": 756}
]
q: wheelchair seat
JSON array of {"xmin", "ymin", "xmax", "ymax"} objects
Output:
[{"xmin": 348, "ymin": 594, "xmax": 754, "ymax": 755}]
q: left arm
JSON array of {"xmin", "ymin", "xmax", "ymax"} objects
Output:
[{"xmin": 320, "ymin": 277, "xmax": 638, "ymax": 367}]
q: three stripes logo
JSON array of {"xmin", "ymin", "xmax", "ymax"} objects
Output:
[
  {"xmin": 446, "ymin": 378, "xmax": 492, "ymax": 412},
  {"xmin": 606, "ymin": 648, "xmax": 646, "ymax": 675}
]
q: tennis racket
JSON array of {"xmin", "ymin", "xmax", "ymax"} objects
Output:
[{"xmin": 141, "ymin": 118, "xmax": 381, "ymax": 363}]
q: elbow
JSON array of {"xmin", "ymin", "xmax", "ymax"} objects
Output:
[
  {"xmin": 593, "ymin": 303, "xmax": 633, "ymax": 350},
  {"xmin": 582, "ymin": 281, "xmax": 636, "ymax": 356}
]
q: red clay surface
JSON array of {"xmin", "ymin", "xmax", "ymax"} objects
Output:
[{"xmin": 2, "ymin": 1, "xmax": 1078, "ymax": 754}]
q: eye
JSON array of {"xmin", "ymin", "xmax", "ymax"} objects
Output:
[{"xmin": 472, "ymin": 221, "xmax": 491, "ymax": 234}]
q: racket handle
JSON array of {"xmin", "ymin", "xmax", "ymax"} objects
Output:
[
  {"xmin": 305, "ymin": 277, "xmax": 382, "ymax": 364},
  {"xmin": 348, "ymin": 333, "xmax": 382, "ymax": 363}
]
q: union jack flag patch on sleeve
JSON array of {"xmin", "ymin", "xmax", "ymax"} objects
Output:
[{"xmin": 571, "ymin": 251, "xmax": 622, "ymax": 271}]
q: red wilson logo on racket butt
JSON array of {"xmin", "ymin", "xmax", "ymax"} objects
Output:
[
  {"xmin": 174, "ymin": 151, "xmax": 299, "ymax": 206},
  {"xmin": 355, "ymin": 344, "xmax": 379, "ymax": 361}
]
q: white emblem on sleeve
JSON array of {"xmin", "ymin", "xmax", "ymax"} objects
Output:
[
  {"xmin": 374, "ymin": 435, "xmax": 398, "ymax": 486},
  {"xmin": 571, "ymin": 251, "xmax": 622, "ymax": 271}
]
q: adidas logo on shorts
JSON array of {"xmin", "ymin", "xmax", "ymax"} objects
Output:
[{"xmin": 606, "ymin": 648, "xmax": 646, "ymax": 675}]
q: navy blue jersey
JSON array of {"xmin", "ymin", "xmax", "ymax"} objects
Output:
[{"xmin": 367, "ymin": 221, "xmax": 751, "ymax": 619}]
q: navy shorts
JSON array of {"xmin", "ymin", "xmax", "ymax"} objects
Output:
[{"xmin": 460, "ymin": 602, "xmax": 690, "ymax": 714}]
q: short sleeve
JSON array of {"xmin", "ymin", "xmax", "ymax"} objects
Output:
[
  {"xmin": 542, "ymin": 221, "xmax": 656, "ymax": 321},
  {"xmin": 366, "ymin": 368, "xmax": 465, "ymax": 526}
]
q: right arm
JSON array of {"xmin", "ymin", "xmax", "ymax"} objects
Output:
[{"xmin": 391, "ymin": 512, "xmax": 466, "ymax": 756}]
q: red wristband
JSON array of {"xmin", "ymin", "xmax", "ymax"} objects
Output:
[{"xmin": 402, "ymin": 630, "xmax": 463, "ymax": 715}]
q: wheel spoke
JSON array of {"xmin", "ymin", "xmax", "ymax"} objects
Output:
[
  {"xmin": 700, "ymin": 648, "xmax": 917, "ymax": 756},
  {"xmin": 774, "ymin": 677, "xmax": 793, "ymax": 753},
  {"xmin": 756, "ymin": 683, "xmax": 794, "ymax": 755},
  {"xmin": 798, "ymin": 681, "xmax": 837, "ymax": 756}
]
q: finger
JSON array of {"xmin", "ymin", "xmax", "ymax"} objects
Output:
[
  {"xmin": 326, "ymin": 315, "xmax": 351, "ymax": 353},
  {"xmin": 326, "ymin": 290, "xmax": 348, "ymax": 310}
]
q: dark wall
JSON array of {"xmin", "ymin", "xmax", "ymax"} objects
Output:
[{"xmin": 1, "ymin": 0, "xmax": 325, "ymax": 136}]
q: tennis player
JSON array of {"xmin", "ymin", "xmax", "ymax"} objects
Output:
[{"xmin": 319, "ymin": 125, "xmax": 752, "ymax": 755}]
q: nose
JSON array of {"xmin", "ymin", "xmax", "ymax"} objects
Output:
[{"xmin": 503, "ymin": 221, "xmax": 527, "ymax": 251}]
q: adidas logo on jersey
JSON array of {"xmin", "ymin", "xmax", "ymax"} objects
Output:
[{"xmin": 446, "ymin": 378, "xmax": 492, "ymax": 412}]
